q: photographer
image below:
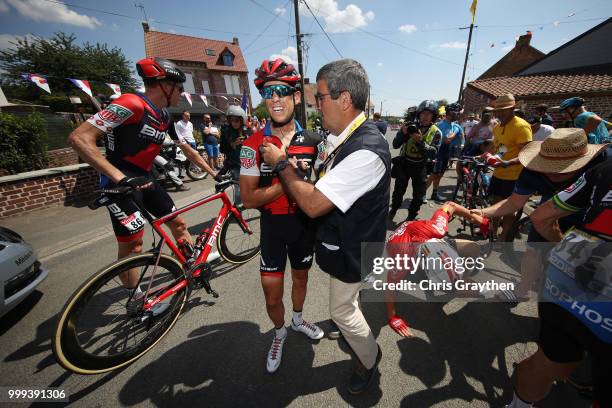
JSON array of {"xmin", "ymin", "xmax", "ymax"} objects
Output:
[
  {"xmin": 220, "ymin": 105, "xmax": 250, "ymax": 204},
  {"xmin": 389, "ymin": 100, "xmax": 440, "ymax": 221}
]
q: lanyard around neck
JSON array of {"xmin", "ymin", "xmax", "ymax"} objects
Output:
[{"xmin": 317, "ymin": 112, "xmax": 366, "ymax": 180}]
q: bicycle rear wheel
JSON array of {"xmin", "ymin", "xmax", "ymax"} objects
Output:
[
  {"xmin": 218, "ymin": 208, "xmax": 261, "ymax": 264},
  {"xmin": 53, "ymin": 253, "xmax": 187, "ymax": 374}
]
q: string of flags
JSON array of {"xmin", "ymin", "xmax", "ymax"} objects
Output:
[{"xmin": 18, "ymin": 73, "xmax": 247, "ymax": 111}]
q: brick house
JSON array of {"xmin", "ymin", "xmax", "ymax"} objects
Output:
[
  {"xmin": 143, "ymin": 23, "xmax": 252, "ymax": 126},
  {"xmin": 463, "ymin": 18, "xmax": 612, "ymax": 126}
]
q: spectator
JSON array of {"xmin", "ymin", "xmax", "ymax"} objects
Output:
[
  {"xmin": 373, "ymin": 112, "xmax": 388, "ymax": 135},
  {"xmin": 488, "ymin": 93, "xmax": 532, "ymax": 240},
  {"xmin": 200, "ymin": 114, "xmax": 221, "ymax": 170},
  {"xmin": 461, "ymin": 112, "xmax": 478, "ymax": 137},
  {"xmin": 261, "ymin": 58, "xmax": 389, "ymax": 394},
  {"xmin": 463, "ymin": 110, "xmax": 494, "ymax": 156},
  {"xmin": 175, "ymin": 110, "xmax": 196, "ymax": 149},
  {"xmin": 527, "ymin": 115, "xmax": 555, "ymax": 142},
  {"xmin": 535, "ymin": 103, "xmax": 554, "ymax": 126},
  {"xmin": 220, "ymin": 105, "xmax": 249, "ymax": 204},
  {"xmin": 558, "ymin": 97, "xmax": 611, "ymax": 144}
]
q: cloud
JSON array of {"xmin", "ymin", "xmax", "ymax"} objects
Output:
[
  {"xmin": 398, "ymin": 24, "xmax": 417, "ymax": 33},
  {"xmin": 0, "ymin": 0, "xmax": 9, "ymax": 13},
  {"xmin": 274, "ymin": 6, "xmax": 286, "ymax": 15},
  {"xmin": 299, "ymin": 0, "xmax": 374, "ymax": 33},
  {"xmin": 0, "ymin": 33, "xmax": 40, "ymax": 50},
  {"xmin": 376, "ymin": 62, "xmax": 383, "ymax": 67},
  {"xmin": 270, "ymin": 46, "xmax": 298, "ymax": 64},
  {"xmin": 5, "ymin": 0, "xmax": 101, "ymax": 28},
  {"xmin": 432, "ymin": 41, "xmax": 467, "ymax": 49}
]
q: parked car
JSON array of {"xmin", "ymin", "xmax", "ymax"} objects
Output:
[{"xmin": 0, "ymin": 227, "xmax": 48, "ymax": 317}]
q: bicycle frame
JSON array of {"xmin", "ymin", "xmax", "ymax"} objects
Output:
[{"xmin": 131, "ymin": 188, "xmax": 252, "ymax": 310}]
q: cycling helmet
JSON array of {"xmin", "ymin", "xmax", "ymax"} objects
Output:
[
  {"xmin": 445, "ymin": 102, "xmax": 463, "ymax": 114},
  {"xmin": 254, "ymin": 58, "xmax": 300, "ymax": 90},
  {"xmin": 136, "ymin": 57, "xmax": 186, "ymax": 83},
  {"xmin": 226, "ymin": 105, "xmax": 247, "ymax": 123},
  {"xmin": 559, "ymin": 97, "xmax": 584, "ymax": 111},
  {"xmin": 417, "ymin": 100, "xmax": 438, "ymax": 114}
]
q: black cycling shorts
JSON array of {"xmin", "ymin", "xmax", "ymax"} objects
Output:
[
  {"xmin": 105, "ymin": 179, "xmax": 176, "ymax": 242},
  {"xmin": 488, "ymin": 176, "xmax": 516, "ymax": 199},
  {"xmin": 538, "ymin": 302, "xmax": 612, "ymax": 406},
  {"xmin": 259, "ymin": 213, "xmax": 315, "ymax": 277},
  {"xmin": 432, "ymin": 156, "xmax": 450, "ymax": 175}
]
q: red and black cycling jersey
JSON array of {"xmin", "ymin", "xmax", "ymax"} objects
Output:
[
  {"xmin": 87, "ymin": 93, "xmax": 183, "ymax": 175},
  {"xmin": 239, "ymin": 120, "xmax": 323, "ymax": 214},
  {"xmin": 553, "ymin": 159, "xmax": 612, "ymax": 239}
]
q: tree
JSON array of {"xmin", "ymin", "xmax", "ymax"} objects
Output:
[
  {"xmin": 0, "ymin": 112, "xmax": 48, "ymax": 174},
  {"xmin": 253, "ymin": 100, "xmax": 268, "ymax": 121},
  {"xmin": 0, "ymin": 32, "xmax": 138, "ymax": 109}
]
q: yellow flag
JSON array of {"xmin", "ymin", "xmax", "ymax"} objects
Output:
[{"xmin": 470, "ymin": 0, "xmax": 478, "ymax": 24}]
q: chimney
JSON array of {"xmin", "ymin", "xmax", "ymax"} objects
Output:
[
  {"xmin": 232, "ymin": 37, "xmax": 239, "ymax": 45},
  {"xmin": 515, "ymin": 31, "xmax": 532, "ymax": 48},
  {"xmin": 142, "ymin": 21, "xmax": 150, "ymax": 32}
]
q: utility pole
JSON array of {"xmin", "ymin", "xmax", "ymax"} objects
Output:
[
  {"xmin": 457, "ymin": 23, "xmax": 476, "ymax": 103},
  {"xmin": 379, "ymin": 100, "xmax": 383, "ymax": 115},
  {"xmin": 294, "ymin": 0, "xmax": 307, "ymax": 127}
]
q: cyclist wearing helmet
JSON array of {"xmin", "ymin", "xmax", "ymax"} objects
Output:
[
  {"xmin": 389, "ymin": 100, "xmax": 440, "ymax": 221},
  {"xmin": 558, "ymin": 97, "xmax": 611, "ymax": 144},
  {"xmin": 220, "ymin": 105, "xmax": 249, "ymax": 204},
  {"xmin": 425, "ymin": 102, "xmax": 464, "ymax": 202},
  {"xmin": 240, "ymin": 58, "xmax": 324, "ymax": 374},
  {"xmin": 68, "ymin": 57, "xmax": 217, "ymax": 292}
]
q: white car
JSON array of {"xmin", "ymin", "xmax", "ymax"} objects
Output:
[{"xmin": 0, "ymin": 227, "xmax": 48, "ymax": 317}]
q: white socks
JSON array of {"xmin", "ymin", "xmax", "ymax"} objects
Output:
[
  {"xmin": 275, "ymin": 325, "xmax": 287, "ymax": 339},
  {"xmin": 506, "ymin": 391, "xmax": 533, "ymax": 408},
  {"xmin": 292, "ymin": 310, "xmax": 303, "ymax": 325}
]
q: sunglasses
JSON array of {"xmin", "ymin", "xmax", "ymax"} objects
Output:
[{"xmin": 259, "ymin": 84, "xmax": 296, "ymax": 100}]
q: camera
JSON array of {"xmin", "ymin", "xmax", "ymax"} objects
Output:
[{"xmin": 404, "ymin": 122, "xmax": 418, "ymax": 135}]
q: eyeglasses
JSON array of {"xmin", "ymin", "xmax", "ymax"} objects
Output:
[{"xmin": 259, "ymin": 84, "xmax": 296, "ymax": 99}]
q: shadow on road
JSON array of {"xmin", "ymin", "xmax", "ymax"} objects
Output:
[{"xmin": 119, "ymin": 320, "xmax": 383, "ymax": 407}]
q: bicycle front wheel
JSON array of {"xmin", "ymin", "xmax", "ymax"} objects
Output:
[
  {"xmin": 218, "ymin": 208, "xmax": 261, "ymax": 264},
  {"xmin": 53, "ymin": 253, "xmax": 187, "ymax": 375}
]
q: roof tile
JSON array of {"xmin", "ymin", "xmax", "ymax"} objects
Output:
[
  {"xmin": 467, "ymin": 74, "xmax": 612, "ymax": 97},
  {"xmin": 144, "ymin": 31, "xmax": 248, "ymax": 73}
]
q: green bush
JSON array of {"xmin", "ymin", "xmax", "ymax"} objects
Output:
[{"xmin": 0, "ymin": 112, "xmax": 48, "ymax": 174}]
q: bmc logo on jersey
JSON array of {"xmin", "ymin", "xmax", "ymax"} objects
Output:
[
  {"xmin": 106, "ymin": 104, "xmax": 133, "ymax": 120},
  {"xmin": 240, "ymin": 146, "xmax": 256, "ymax": 169},
  {"xmin": 140, "ymin": 124, "xmax": 167, "ymax": 144}
]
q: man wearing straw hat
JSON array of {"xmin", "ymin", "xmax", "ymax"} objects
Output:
[
  {"xmin": 487, "ymin": 93, "xmax": 532, "ymax": 240},
  {"xmin": 473, "ymin": 128, "xmax": 608, "ymax": 300},
  {"xmin": 504, "ymin": 134, "xmax": 611, "ymax": 408}
]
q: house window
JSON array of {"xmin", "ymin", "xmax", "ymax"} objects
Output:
[
  {"xmin": 183, "ymin": 73, "xmax": 195, "ymax": 94},
  {"xmin": 201, "ymin": 80, "xmax": 211, "ymax": 95},
  {"xmin": 205, "ymin": 49, "xmax": 215, "ymax": 56},
  {"xmin": 223, "ymin": 75, "xmax": 241, "ymax": 95},
  {"xmin": 222, "ymin": 52, "xmax": 234, "ymax": 67}
]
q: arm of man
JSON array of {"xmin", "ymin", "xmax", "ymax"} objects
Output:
[
  {"xmin": 583, "ymin": 114, "xmax": 603, "ymax": 135},
  {"xmin": 478, "ymin": 193, "xmax": 529, "ymax": 218},
  {"xmin": 530, "ymin": 200, "xmax": 571, "ymax": 242},
  {"xmin": 392, "ymin": 129, "xmax": 406, "ymax": 149},
  {"xmin": 238, "ymin": 143, "xmax": 283, "ymax": 209},
  {"xmin": 68, "ymin": 122, "xmax": 125, "ymax": 183}
]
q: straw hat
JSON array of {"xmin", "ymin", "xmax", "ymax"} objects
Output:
[
  {"xmin": 486, "ymin": 94, "xmax": 516, "ymax": 111},
  {"xmin": 518, "ymin": 128, "xmax": 609, "ymax": 173}
]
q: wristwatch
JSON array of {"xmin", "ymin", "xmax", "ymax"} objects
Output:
[{"xmin": 273, "ymin": 159, "xmax": 289, "ymax": 174}]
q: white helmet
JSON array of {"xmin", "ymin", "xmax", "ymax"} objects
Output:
[{"xmin": 226, "ymin": 105, "xmax": 247, "ymax": 123}]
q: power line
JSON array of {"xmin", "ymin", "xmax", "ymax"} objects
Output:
[
  {"xmin": 302, "ymin": 0, "xmax": 342, "ymax": 58},
  {"xmin": 244, "ymin": 0, "xmax": 292, "ymax": 51}
]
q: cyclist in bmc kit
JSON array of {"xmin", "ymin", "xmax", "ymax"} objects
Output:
[
  {"xmin": 239, "ymin": 59, "xmax": 325, "ymax": 373},
  {"xmin": 506, "ymin": 159, "xmax": 612, "ymax": 408},
  {"xmin": 68, "ymin": 57, "xmax": 217, "ymax": 293}
]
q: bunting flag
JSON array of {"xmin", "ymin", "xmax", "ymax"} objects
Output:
[
  {"xmin": 241, "ymin": 90, "xmax": 248, "ymax": 111},
  {"xmin": 199, "ymin": 94, "xmax": 208, "ymax": 107},
  {"xmin": 106, "ymin": 83, "xmax": 121, "ymax": 97},
  {"xmin": 182, "ymin": 92, "xmax": 192, "ymax": 106},
  {"xmin": 469, "ymin": 0, "xmax": 478, "ymax": 24},
  {"xmin": 21, "ymin": 73, "xmax": 51, "ymax": 94},
  {"xmin": 68, "ymin": 78, "xmax": 93, "ymax": 97}
]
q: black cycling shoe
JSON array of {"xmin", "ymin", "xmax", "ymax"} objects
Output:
[{"xmin": 348, "ymin": 346, "xmax": 382, "ymax": 394}]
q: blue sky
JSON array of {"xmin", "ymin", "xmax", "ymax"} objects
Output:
[{"xmin": 0, "ymin": 0, "xmax": 610, "ymax": 115}]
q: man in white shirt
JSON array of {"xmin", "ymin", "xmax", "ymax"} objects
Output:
[
  {"xmin": 175, "ymin": 110, "xmax": 196, "ymax": 149},
  {"xmin": 527, "ymin": 115, "xmax": 555, "ymax": 142},
  {"xmin": 461, "ymin": 112, "xmax": 479, "ymax": 137},
  {"xmin": 261, "ymin": 59, "xmax": 390, "ymax": 395}
]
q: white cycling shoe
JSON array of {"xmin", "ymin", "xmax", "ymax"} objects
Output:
[
  {"xmin": 291, "ymin": 319, "xmax": 324, "ymax": 340},
  {"xmin": 266, "ymin": 334, "xmax": 287, "ymax": 373}
]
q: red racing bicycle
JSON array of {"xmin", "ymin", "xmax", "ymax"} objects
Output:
[{"xmin": 52, "ymin": 177, "xmax": 260, "ymax": 374}]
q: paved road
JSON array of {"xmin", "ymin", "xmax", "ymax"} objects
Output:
[{"xmin": 0, "ymin": 131, "xmax": 589, "ymax": 407}]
